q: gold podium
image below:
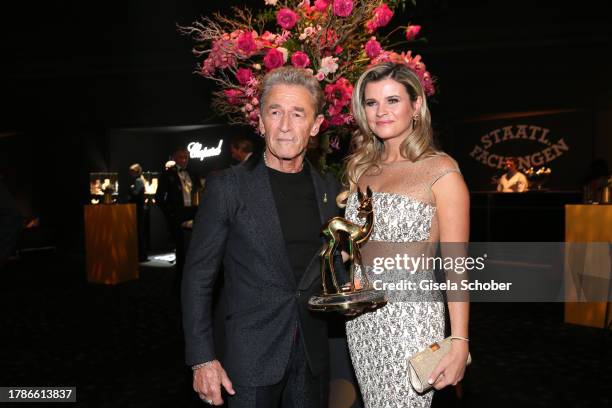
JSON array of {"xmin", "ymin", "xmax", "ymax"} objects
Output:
[
  {"xmin": 84, "ymin": 204, "xmax": 139, "ymax": 284},
  {"xmin": 564, "ymin": 204, "xmax": 612, "ymax": 328}
]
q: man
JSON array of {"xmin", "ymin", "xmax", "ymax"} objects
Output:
[
  {"xmin": 156, "ymin": 147, "xmax": 200, "ymax": 290},
  {"xmin": 230, "ymin": 135, "xmax": 254, "ymax": 165},
  {"xmin": 182, "ymin": 67, "xmax": 343, "ymax": 407},
  {"xmin": 497, "ymin": 157, "xmax": 528, "ymax": 192},
  {"xmin": 128, "ymin": 164, "xmax": 148, "ymax": 262}
]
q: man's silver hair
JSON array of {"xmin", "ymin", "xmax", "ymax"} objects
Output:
[{"xmin": 260, "ymin": 67, "xmax": 324, "ymax": 116}]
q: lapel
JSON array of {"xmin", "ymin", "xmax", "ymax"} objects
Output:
[
  {"xmin": 240, "ymin": 157, "xmax": 296, "ymax": 288},
  {"xmin": 298, "ymin": 163, "xmax": 338, "ymax": 290}
]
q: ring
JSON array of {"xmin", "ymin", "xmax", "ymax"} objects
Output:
[{"xmin": 206, "ymin": 399, "xmax": 213, "ymax": 405}]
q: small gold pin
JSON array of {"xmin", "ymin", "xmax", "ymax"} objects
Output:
[{"xmin": 323, "ymin": 193, "xmax": 328, "ymax": 203}]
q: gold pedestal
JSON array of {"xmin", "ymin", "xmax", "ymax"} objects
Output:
[
  {"xmin": 84, "ymin": 204, "xmax": 139, "ymax": 284},
  {"xmin": 564, "ymin": 204, "xmax": 612, "ymax": 328}
]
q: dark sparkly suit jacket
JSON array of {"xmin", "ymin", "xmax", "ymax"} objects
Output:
[{"xmin": 182, "ymin": 153, "xmax": 343, "ymax": 387}]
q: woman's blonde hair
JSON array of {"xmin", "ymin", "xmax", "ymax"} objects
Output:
[{"xmin": 340, "ymin": 62, "xmax": 439, "ymax": 204}]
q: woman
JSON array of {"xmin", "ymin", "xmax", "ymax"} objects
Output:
[{"xmin": 342, "ymin": 62, "xmax": 470, "ymax": 407}]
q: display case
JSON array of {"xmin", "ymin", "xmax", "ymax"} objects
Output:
[
  {"xmin": 142, "ymin": 171, "xmax": 159, "ymax": 204},
  {"xmin": 89, "ymin": 172, "xmax": 119, "ymax": 204}
]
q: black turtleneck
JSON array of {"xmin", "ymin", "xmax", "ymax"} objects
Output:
[{"xmin": 267, "ymin": 162, "xmax": 322, "ymax": 284}]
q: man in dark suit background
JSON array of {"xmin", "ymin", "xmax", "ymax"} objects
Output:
[
  {"xmin": 156, "ymin": 147, "xmax": 200, "ymax": 291},
  {"xmin": 182, "ymin": 67, "xmax": 343, "ymax": 407}
]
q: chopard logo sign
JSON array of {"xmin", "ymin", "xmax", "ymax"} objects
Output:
[
  {"xmin": 188, "ymin": 140, "xmax": 223, "ymax": 161},
  {"xmin": 469, "ymin": 125, "xmax": 569, "ymax": 169}
]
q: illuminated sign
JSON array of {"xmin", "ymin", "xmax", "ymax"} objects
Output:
[
  {"xmin": 469, "ymin": 125, "xmax": 570, "ymax": 170},
  {"xmin": 188, "ymin": 140, "xmax": 223, "ymax": 161}
]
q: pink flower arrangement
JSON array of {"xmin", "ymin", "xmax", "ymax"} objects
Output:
[{"xmin": 180, "ymin": 0, "xmax": 435, "ymax": 155}]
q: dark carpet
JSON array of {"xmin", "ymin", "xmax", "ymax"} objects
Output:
[{"xmin": 1, "ymin": 252, "xmax": 610, "ymax": 408}]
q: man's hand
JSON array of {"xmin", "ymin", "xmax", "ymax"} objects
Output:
[{"xmin": 193, "ymin": 360, "xmax": 235, "ymax": 405}]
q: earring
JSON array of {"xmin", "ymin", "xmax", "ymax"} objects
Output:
[{"xmin": 412, "ymin": 113, "xmax": 420, "ymax": 128}]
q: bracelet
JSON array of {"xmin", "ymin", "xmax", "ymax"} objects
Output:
[
  {"xmin": 191, "ymin": 360, "xmax": 216, "ymax": 371},
  {"xmin": 450, "ymin": 336, "xmax": 470, "ymax": 342}
]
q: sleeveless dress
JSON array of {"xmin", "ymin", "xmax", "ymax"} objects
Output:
[{"xmin": 344, "ymin": 154, "xmax": 461, "ymax": 408}]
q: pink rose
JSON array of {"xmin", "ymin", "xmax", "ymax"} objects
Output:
[
  {"xmin": 332, "ymin": 0, "xmax": 353, "ymax": 17},
  {"xmin": 365, "ymin": 19, "xmax": 377, "ymax": 33},
  {"xmin": 236, "ymin": 31, "xmax": 257, "ymax": 56},
  {"xmin": 224, "ymin": 89, "xmax": 244, "ymax": 105},
  {"xmin": 263, "ymin": 48, "xmax": 285, "ymax": 71},
  {"xmin": 405, "ymin": 25, "xmax": 422, "ymax": 41},
  {"xmin": 276, "ymin": 8, "xmax": 299, "ymax": 30},
  {"xmin": 373, "ymin": 4, "xmax": 394, "ymax": 28},
  {"xmin": 291, "ymin": 51, "xmax": 311, "ymax": 68},
  {"xmin": 364, "ymin": 37, "xmax": 382, "ymax": 58},
  {"xmin": 314, "ymin": 0, "xmax": 331, "ymax": 11},
  {"xmin": 235, "ymin": 68, "xmax": 254, "ymax": 85}
]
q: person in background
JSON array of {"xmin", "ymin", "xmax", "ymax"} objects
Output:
[
  {"xmin": 230, "ymin": 135, "xmax": 254, "ymax": 165},
  {"xmin": 128, "ymin": 163, "xmax": 148, "ymax": 262},
  {"xmin": 0, "ymin": 180, "xmax": 22, "ymax": 269},
  {"xmin": 156, "ymin": 147, "xmax": 200, "ymax": 292},
  {"xmin": 497, "ymin": 157, "xmax": 528, "ymax": 192}
]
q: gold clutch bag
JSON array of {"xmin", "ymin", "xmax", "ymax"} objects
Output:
[{"xmin": 408, "ymin": 337, "xmax": 472, "ymax": 393}]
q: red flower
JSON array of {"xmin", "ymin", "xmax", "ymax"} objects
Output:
[
  {"xmin": 263, "ymin": 48, "xmax": 285, "ymax": 71},
  {"xmin": 364, "ymin": 37, "xmax": 382, "ymax": 58},
  {"xmin": 276, "ymin": 8, "xmax": 299, "ymax": 30},
  {"xmin": 405, "ymin": 25, "xmax": 422, "ymax": 41},
  {"xmin": 224, "ymin": 89, "xmax": 244, "ymax": 105},
  {"xmin": 373, "ymin": 4, "xmax": 393, "ymax": 28},
  {"xmin": 236, "ymin": 31, "xmax": 257, "ymax": 56},
  {"xmin": 325, "ymin": 77, "xmax": 353, "ymax": 116},
  {"xmin": 235, "ymin": 68, "xmax": 254, "ymax": 85},
  {"xmin": 314, "ymin": 0, "xmax": 331, "ymax": 12},
  {"xmin": 291, "ymin": 51, "xmax": 311, "ymax": 68},
  {"xmin": 332, "ymin": 0, "xmax": 353, "ymax": 17}
]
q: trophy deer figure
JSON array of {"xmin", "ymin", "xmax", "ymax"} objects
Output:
[{"xmin": 320, "ymin": 186, "xmax": 374, "ymax": 294}]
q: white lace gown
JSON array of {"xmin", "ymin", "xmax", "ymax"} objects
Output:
[{"xmin": 344, "ymin": 154, "xmax": 461, "ymax": 408}]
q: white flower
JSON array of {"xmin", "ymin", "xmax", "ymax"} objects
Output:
[
  {"xmin": 277, "ymin": 47, "xmax": 289, "ymax": 63},
  {"xmin": 299, "ymin": 26, "xmax": 316, "ymax": 41},
  {"xmin": 319, "ymin": 56, "xmax": 339, "ymax": 75},
  {"xmin": 252, "ymin": 63, "xmax": 262, "ymax": 70},
  {"xmin": 264, "ymin": 0, "xmax": 278, "ymax": 6}
]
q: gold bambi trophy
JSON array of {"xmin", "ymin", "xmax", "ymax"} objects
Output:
[{"xmin": 309, "ymin": 186, "xmax": 387, "ymax": 313}]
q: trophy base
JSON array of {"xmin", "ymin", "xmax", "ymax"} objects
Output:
[{"xmin": 308, "ymin": 288, "xmax": 387, "ymax": 313}]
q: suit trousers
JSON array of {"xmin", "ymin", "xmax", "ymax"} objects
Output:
[{"xmin": 226, "ymin": 328, "xmax": 328, "ymax": 408}]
